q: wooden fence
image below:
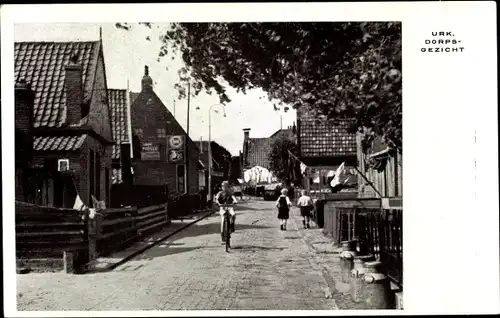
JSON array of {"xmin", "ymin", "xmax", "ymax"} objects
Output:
[
  {"xmin": 136, "ymin": 204, "xmax": 169, "ymax": 237},
  {"xmin": 96, "ymin": 207, "xmax": 138, "ymax": 256},
  {"xmin": 16, "ymin": 201, "xmax": 172, "ymax": 272},
  {"xmin": 15, "ymin": 201, "xmax": 90, "ymax": 273},
  {"xmin": 322, "ymin": 199, "xmax": 403, "ymax": 289}
]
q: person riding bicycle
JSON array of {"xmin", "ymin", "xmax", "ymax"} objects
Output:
[{"xmin": 215, "ymin": 181, "xmax": 238, "ymax": 243}]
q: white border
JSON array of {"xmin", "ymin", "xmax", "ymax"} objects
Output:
[{"xmin": 2, "ymin": 2, "xmax": 499, "ymax": 316}]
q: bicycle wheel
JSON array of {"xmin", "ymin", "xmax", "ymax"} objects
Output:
[{"xmin": 225, "ymin": 214, "xmax": 231, "ymax": 252}]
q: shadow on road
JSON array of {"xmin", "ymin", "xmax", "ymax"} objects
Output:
[
  {"xmin": 167, "ymin": 217, "xmax": 274, "ymax": 243},
  {"xmin": 231, "ymin": 245, "xmax": 287, "ymax": 251},
  {"xmin": 134, "ymin": 246, "xmax": 205, "ymax": 260}
]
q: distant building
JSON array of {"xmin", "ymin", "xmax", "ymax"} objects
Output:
[
  {"xmin": 126, "ymin": 66, "xmax": 202, "ymax": 205},
  {"xmin": 241, "ymin": 125, "xmax": 296, "ymax": 170},
  {"xmin": 107, "ymin": 88, "xmax": 135, "ymax": 207},
  {"xmin": 14, "ymin": 40, "xmax": 114, "ymax": 208},
  {"xmin": 296, "ymin": 107, "xmax": 358, "ymax": 192},
  {"xmin": 197, "ymin": 140, "xmax": 232, "ymax": 193}
]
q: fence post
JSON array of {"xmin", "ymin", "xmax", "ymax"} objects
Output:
[
  {"xmin": 63, "ymin": 251, "xmax": 74, "ymax": 273},
  {"xmin": 86, "ymin": 211, "xmax": 98, "ymax": 272},
  {"xmin": 165, "ymin": 202, "xmax": 170, "ymax": 224}
]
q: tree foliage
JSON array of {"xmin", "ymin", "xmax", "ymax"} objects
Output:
[
  {"xmin": 268, "ymin": 135, "xmax": 297, "ymax": 183},
  {"xmin": 116, "ymin": 22, "xmax": 402, "ymax": 150}
]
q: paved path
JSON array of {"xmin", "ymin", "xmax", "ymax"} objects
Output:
[{"xmin": 17, "ymin": 200, "xmax": 341, "ymax": 311}]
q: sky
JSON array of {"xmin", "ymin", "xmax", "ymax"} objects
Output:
[{"xmin": 14, "ymin": 23, "xmax": 297, "ymax": 156}]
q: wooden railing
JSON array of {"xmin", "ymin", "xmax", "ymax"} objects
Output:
[
  {"xmin": 16, "ymin": 201, "xmax": 172, "ymax": 271},
  {"xmin": 96, "ymin": 207, "xmax": 138, "ymax": 256},
  {"xmin": 137, "ymin": 204, "xmax": 169, "ymax": 237},
  {"xmin": 15, "ymin": 201, "xmax": 90, "ymax": 273},
  {"xmin": 336, "ymin": 206, "xmax": 403, "ymax": 288}
]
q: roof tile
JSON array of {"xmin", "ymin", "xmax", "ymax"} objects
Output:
[
  {"xmin": 299, "ymin": 117, "xmax": 357, "ymax": 158},
  {"xmin": 14, "ymin": 41, "xmax": 100, "ymax": 128},
  {"xmin": 108, "ymin": 89, "xmax": 131, "ymax": 160},
  {"xmin": 33, "ymin": 134, "xmax": 87, "ymax": 151}
]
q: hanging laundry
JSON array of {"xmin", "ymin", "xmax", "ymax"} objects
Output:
[
  {"xmin": 313, "ymin": 170, "xmax": 321, "ymax": 183},
  {"xmin": 300, "ymin": 162, "xmax": 307, "ymax": 175},
  {"xmin": 330, "ymin": 162, "xmax": 348, "ymax": 188},
  {"xmin": 73, "ymin": 194, "xmax": 87, "ymax": 211}
]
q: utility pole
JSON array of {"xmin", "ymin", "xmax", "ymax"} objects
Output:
[
  {"xmin": 185, "ymin": 81, "xmax": 191, "ymax": 195},
  {"xmin": 173, "ymin": 99, "xmax": 176, "ymax": 118}
]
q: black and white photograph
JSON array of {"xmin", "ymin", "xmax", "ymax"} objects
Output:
[{"xmin": 1, "ymin": 2, "xmax": 498, "ymax": 316}]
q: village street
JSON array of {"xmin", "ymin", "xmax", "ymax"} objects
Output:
[{"xmin": 16, "ymin": 200, "xmax": 351, "ymax": 311}]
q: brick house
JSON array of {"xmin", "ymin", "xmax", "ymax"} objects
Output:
[
  {"xmin": 14, "ymin": 40, "xmax": 114, "ymax": 208},
  {"xmin": 241, "ymin": 125, "xmax": 296, "ymax": 170},
  {"xmin": 296, "ymin": 106, "xmax": 358, "ymax": 192},
  {"xmin": 127, "ymin": 66, "xmax": 201, "ymax": 204}
]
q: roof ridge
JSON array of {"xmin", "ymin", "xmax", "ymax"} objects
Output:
[{"xmin": 15, "ymin": 40, "xmax": 100, "ymax": 45}]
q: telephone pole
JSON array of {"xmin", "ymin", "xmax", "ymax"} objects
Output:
[{"xmin": 185, "ymin": 82, "xmax": 191, "ymax": 195}]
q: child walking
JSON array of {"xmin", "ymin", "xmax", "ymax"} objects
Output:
[
  {"xmin": 297, "ymin": 190, "xmax": 314, "ymax": 229},
  {"xmin": 276, "ymin": 188, "xmax": 292, "ymax": 231}
]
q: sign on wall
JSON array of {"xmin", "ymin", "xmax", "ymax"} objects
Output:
[
  {"xmin": 167, "ymin": 135, "xmax": 186, "ymax": 163},
  {"xmin": 141, "ymin": 143, "xmax": 160, "ymax": 161}
]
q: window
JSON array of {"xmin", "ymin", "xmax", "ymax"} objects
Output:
[
  {"xmin": 157, "ymin": 128, "xmax": 166, "ymax": 139},
  {"xmin": 134, "ymin": 128, "xmax": 143, "ymax": 139},
  {"xmin": 177, "ymin": 164, "xmax": 185, "ymax": 193}
]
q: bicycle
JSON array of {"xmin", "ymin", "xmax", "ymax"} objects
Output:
[{"xmin": 220, "ymin": 204, "xmax": 234, "ymax": 252}]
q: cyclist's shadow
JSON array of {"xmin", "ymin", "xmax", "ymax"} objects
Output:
[{"xmin": 230, "ymin": 245, "xmax": 287, "ymax": 252}]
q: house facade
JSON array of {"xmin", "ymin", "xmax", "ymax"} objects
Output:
[
  {"xmin": 128, "ymin": 66, "xmax": 201, "ymax": 201},
  {"xmin": 356, "ymin": 133, "xmax": 402, "ymax": 199},
  {"xmin": 241, "ymin": 125, "xmax": 296, "ymax": 170},
  {"xmin": 14, "ymin": 40, "xmax": 114, "ymax": 208},
  {"xmin": 296, "ymin": 106, "xmax": 358, "ymax": 192}
]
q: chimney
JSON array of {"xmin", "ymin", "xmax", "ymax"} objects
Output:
[
  {"xmin": 15, "ymin": 80, "xmax": 35, "ymax": 201},
  {"xmin": 242, "ymin": 128, "xmax": 250, "ymax": 167},
  {"xmin": 15, "ymin": 79, "xmax": 35, "ymax": 166},
  {"xmin": 15, "ymin": 79, "xmax": 34, "ymax": 135},
  {"xmin": 141, "ymin": 65, "xmax": 153, "ymax": 92},
  {"xmin": 65, "ymin": 54, "xmax": 83, "ymax": 125}
]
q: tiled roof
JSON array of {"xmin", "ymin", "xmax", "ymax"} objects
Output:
[
  {"xmin": 245, "ymin": 128, "xmax": 295, "ymax": 169},
  {"xmin": 33, "ymin": 134, "xmax": 87, "ymax": 151},
  {"xmin": 299, "ymin": 118, "xmax": 357, "ymax": 158},
  {"xmin": 108, "ymin": 89, "xmax": 130, "ymax": 160},
  {"xmin": 14, "ymin": 41, "xmax": 100, "ymax": 128},
  {"xmin": 246, "ymin": 137, "xmax": 272, "ymax": 168}
]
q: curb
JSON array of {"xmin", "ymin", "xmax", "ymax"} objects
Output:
[{"xmin": 97, "ymin": 210, "xmax": 215, "ymax": 272}]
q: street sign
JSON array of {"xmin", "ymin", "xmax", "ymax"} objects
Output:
[
  {"xmin": 168, "ymin": 135, "xmax": 184, "ymax": 149},
  {"xmin": 168, "ymin": 149, "xmax": 184, "ymax": 163},
  {"xmin": 141, "ymin": 143, "xmax": 160, "ymax": 161},
  {"xmin": 167, "ymin": 135, "xmax": 186, "ymax": 163}
]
